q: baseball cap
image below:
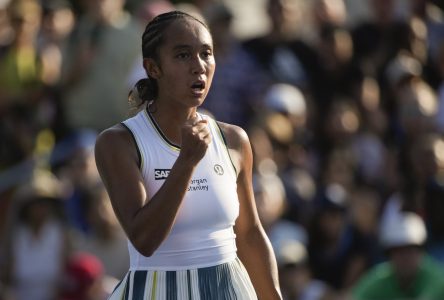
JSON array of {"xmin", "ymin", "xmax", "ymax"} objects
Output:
[
  {"xmin": 379, "ymin": 212, "xmax": 427, "ymax": 249},
  {"xmin": 386, "ymin": 52, "xmax": 422, "ymax": 87},
  {"xmin": 264, "ymin": 83, "xmax": 306, "ymax": 116}
]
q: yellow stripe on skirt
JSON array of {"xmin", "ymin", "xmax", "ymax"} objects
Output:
[{"xmin": 107, "ymin": 258, "xmax": 257, "ymax": 300}]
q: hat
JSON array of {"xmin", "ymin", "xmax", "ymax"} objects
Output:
[
  {"xmin": 379, "ymin": 212, "xmax": 427, "ymax": 249},
  {"xmin": 275, "ymin": 240, "xmax": 308, "ymax": 267},
  {"xmin": 136, "ymin": 0, "xmax": 174, "ymax": 21},
  {"xmin": 386, "ymin": 52, "xmax": 422, "ymax": 87},
  {"xmin": 50, "ymin": 129, "xmax": 97, "ymax": 168},
  {"xmin": 0, "ymin": 0, "xmax": 11, "ymax": 9},
  {"xmin": 41, "ymin": 0, "xmax": 71, "ymax": 12},
  {"xmin": 317, "ymin": 183, "xmax": 348, "ymax": 212},
  {"xmin": 264, "ymin": 83, "xmax": 306, "ymax": 116},
  {"xmin": 14, "ymin": 169, "xmax": 64, "ymax": 203},
  {"xmin": 203, "ymin": 3, "xmax": 233, "ymax": 24},
  {"xmin": 7, "ymin": 0, "xmax": 41, "ymax": 19},
  {"xmin": 61, "ymin": 252, "xmax": 104, "ymax": 300},
  {"xmin": 268, "ymin": 220, "xmax": 308, "ymax": 266},
  {"xmin": 268, "ymin": 220, "xmax": 308, "ymax": 246}
]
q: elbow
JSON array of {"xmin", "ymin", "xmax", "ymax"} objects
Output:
[
  {"xmin": 130, "ymin": 234, "xmax": 157, "ymax": 257},
  {"xmin": 133, "ymin": 242, "xmax": 156, "ymax": 257},
  {"xmin": 139, "ymin": 248, "xmax": 155, "ymax": 258},
  {"xmin": 135, "ymin": 244, "xmax": 155, "ymax": 257}
]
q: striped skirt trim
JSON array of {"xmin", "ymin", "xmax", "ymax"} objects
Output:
[{"xmin": 108, "ymin": 258, "xmax": 257, "ymax": 300}]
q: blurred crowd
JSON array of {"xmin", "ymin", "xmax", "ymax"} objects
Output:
[{"xmin": 0, "ymin": 0, "xmax": 444, "ymax": 299}]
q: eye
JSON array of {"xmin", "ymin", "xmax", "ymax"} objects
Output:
[
  {"xmin": 201, "ymin": 50, "xmax": 213, "ymax": 59},
  {"xmin": 176, "ymin": 52, "xmax": 190, "ymax": 59}
]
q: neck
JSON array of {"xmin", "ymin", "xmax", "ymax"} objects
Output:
[
  {"xmin": 148, "ymin": 101, "xmax": 198, "ymax": 146},
  {"xmin": 397, "ymin": 274, "xmax": 417, "ymax": 291}
]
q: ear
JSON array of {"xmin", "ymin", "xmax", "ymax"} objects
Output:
[{"xmin": 143, "ymin": 58, "xmax": 161, "ymax": 79}]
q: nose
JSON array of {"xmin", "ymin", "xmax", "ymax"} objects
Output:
[{"xmin": 192, "ymin": 56, "xmax": 206, "ymax": 75}]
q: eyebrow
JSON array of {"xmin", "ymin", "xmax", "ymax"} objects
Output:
[{"xmin": 172, "ymin": 44, "xmax": 212, "ymax": 51}]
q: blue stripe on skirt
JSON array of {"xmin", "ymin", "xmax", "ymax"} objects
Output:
[{"xmin": 107, "ymin": 258, "xmax": 257, "ymax": 300}]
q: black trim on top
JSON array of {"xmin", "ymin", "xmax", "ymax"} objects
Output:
[
  {"xmin": 121, "ymin": 122, "xmax": 142, "ymax": 170},
  {"xmin": 215, "ymin": 121, "xmax": 238, "ymax": 176},
  {"xmin": 145, "ymin": 108, "xmax": 181, "ymax": 149}
]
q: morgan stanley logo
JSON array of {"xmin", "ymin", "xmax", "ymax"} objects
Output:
[{"xmin": 154, "ymin": 169, "xmax": 171, "ymax": 180}]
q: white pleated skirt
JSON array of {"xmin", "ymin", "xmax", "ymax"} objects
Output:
[{"xmin": 108, "ymin": 258, "xmax": 258, "ymax": 300}]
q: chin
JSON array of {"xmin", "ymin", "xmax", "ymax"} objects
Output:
[{"xmin": 189, "ymin": 95, "xmax": 206, "ymax": 106}]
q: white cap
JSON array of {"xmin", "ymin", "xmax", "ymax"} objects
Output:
[
  {"xmin": 268, "ymin": 220, "xmax": 308, "ymax": 266},
  {"xmin": 264, "ymin": 83, "xmax": 306, "ymax": 116},
  {"xmin": 268, "ymin": 220, "xmax": 308, "ymax": 246},
  {"xmin": 380, "ymin": 212, "xmax": 427, "ymax": 249},
  {"xmin": 386, "ymin": 52, "xmax": 422, "ymax": 87},
  {"xmin": 275, "ymin": 240, "xmax": 308, "ymax": 266},
  {"xmin": 0, "ymin": 0, "xmax": 11, "ymax": 9}
]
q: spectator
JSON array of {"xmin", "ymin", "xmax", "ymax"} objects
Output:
[
  {"xmin": 242, "ymin": 0, "xmax": 317, "ymax": 89},
  {"xmin": 252, "ymin": 83, "xmax": 313, "ymax": 173},
  {"xmin": 0, "ymin": 0, "xmax": 43, "ymax": 106},
  {"xmin": 50, "ymin": 129, "xmax": 101, "ymax": 234},
  {"xmin": 60, "ymin": 0, "xmax": 140, "ymax": 131},
  {"xmin": 201, "ymin": 2, "xmax": 270, "ymax": 128},
  {"xmin": 435, "ymin": 41, "xmax": 444, "ymax": 131},
  {"xmin": 0, "ymin": 170, "xmax": 71, "ymax": 300},
  {"xmin": 72, "ymin": 184, "xmax": 129, "ymax": 279},
  {"xmin": 307, "ymin": 183, "xmax": 377, "ymax": 291},
  {"xmin": 0, "ymin": 1, "xmax": 13, "ymax": 48},
  {"xmin": 270, "ymin": 222, "xmax": 337, "ymax": 300},
  {"xmin": 409, "ymin": 0, "xmax": 444, "ymax": 75},
  {"xmin": 352, "ymin": 212, "xmax": 444, "ymax": 300},
  {"xmin": 59, "ymin": 252, "xmax": 109, "ymax": 300},
  {"xmin": 38, "ymin": 0, "xmax": 75, "ymax": 87},
  {"xmin": 253, "ymin": 170, "xmax": 287, "ymax": 231},
  {"xmin": 126, "ymin": 0, "xmax": 174, "ymax": 91}
]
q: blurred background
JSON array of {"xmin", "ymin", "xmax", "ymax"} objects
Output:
[{"xmin": 0, "ymin": 0, "xmax": 444, "ymax": 299}]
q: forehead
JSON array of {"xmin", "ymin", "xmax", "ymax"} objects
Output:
[{"xmin": 162, "ymin": 18, "xmax": 213, "ymax": 49}]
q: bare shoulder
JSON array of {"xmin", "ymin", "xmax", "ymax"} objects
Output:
[
  {"xmin": 216, "ymin": 121, "xmax": 252, "ymax": 175},
  {"xmin": 216, "ymin": 121, "xmax": 250, "ymax": 152},
  {"xmin": 96, "ymin": 124, "xmax": 131, "ymax": 150},
  {"xmin": 95, "ymin": 124, "xmax": 138, "ymax": 165}
]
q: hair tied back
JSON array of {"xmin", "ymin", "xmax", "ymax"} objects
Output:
[{"xmin": 129, "ymin": 78, "xmax": 151, "ymax": 106}]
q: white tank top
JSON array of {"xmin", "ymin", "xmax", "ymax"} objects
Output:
[{"xmin": 122, "ymin": 109, "xmax": 239, "ymax": 270}]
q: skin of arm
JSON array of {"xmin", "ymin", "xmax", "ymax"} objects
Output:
[
  {"xmin": 219, "ymin": 122, "xmax": 282, "ymax": 300},
  {"xmin": 94, "ymin": 116, "xmax": 210, "ymax": 257}
]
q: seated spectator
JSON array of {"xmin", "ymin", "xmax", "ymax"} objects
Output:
[
  {"xmin": 72, "ymin": 184, "xmax": 129, "ymax": 279},
  {"xmin": 201, "ymin": 2, "xmax": 269, "ymax": 128},
  {"xmin": 60, "ymin": 0, "xmax": 140, "ymax": 131},
  {"xmin": 269, "ymin": 221, "xmax": 337, "ymax": 300},
  {"xmin": 0, "ymin": 170, "xmax": 71, "ymax": 300},
  {"xmin": 0, "ymin": 0, "xmax": 43, "ymax": 106},
  {"xmin": 351, "ymin": 212, "xmax": 444, "ymax": 300},
  {"xmin": 50, "ymin": 129, "xmax": 100, "ymax": 233},
  {"xmin": 59, "ymin": 252, "xmax": 114, "ymax": 300},
  {"xmin": 308, "ymin": 184, "xmax": 370, "ymax": 291}
]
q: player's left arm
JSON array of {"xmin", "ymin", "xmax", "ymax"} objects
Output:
[{"xmin": 219, "ymin": 122, "xmax": 282, "ymax": 300}]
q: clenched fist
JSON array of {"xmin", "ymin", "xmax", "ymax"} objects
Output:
[{"xmin": 178, "ymin": 114, "xmax": 211, "ymax": 165}]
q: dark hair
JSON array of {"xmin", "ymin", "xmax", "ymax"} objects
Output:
[{"xmin": 129, "ymin": 11, "xmax": 209, "ymax": 108}]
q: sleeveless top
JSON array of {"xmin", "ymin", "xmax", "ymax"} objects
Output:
[{"xmin": 122, "ymin": 109, "xmax": 239, "ymax": 270}]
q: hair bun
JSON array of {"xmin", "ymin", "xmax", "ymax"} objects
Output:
[{"xmin": 128, "ymin": 78, "xmax": 151, "ymax": 107}]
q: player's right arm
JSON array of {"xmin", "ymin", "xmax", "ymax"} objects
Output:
[{"xmin": 94, "ymin": 117, "xmax": 210, "ymax": 257}]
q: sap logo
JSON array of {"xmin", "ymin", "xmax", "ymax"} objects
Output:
[{"xmin": 154, "ymin": 169, "xmax": 171, "ymax": 180}]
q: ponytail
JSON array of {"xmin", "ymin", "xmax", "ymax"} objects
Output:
[{"xmin": 128, "ymin": 77, "xmax": 158, "ymax": 111}]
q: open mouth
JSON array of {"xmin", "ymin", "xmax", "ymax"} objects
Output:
[{"xmin": 191, "ymin": 81, "xmax": 205, "ymax": 92}]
